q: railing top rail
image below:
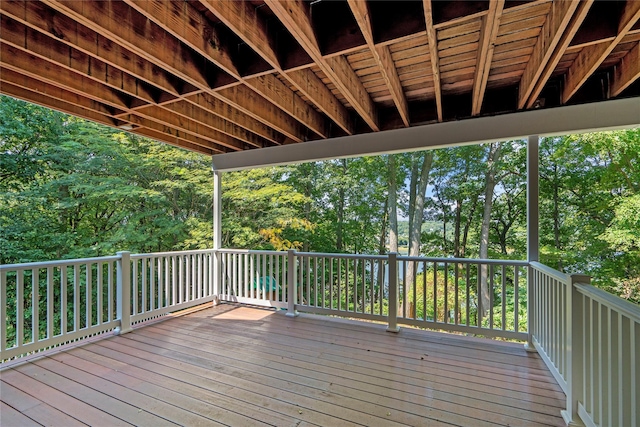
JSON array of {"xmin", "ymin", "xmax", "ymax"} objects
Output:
[
  {"xmin": 295, "ymin": 251, "xmax": 388, "ymax": 260},
  {"xmin": 530, "ymin": 261, "xmax": 571, "ymax": 284},
  {"xmin": 397, "ymin": 255, "xmax": 528, "ymax": 266},
  {"xmin": 216, "ymin": 248, "xmax": 287, "ymax": 255},
  {"xmin": 0, "ymin": 255, "xmax": 121, "ymax": 271},
  {"xmin": 575, "ymin": 283, "xmax": 640, "ymax": 323},
  {"xmin": 130, "ymin": 248, "xmax": 215, "ymax": 259}
]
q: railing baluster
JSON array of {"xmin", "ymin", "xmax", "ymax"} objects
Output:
[
  {"xmin": 61, "ymin": 266, "xmax": 68, "ymax": 334},
  {"xmin": 501, "ymin": 265, "xmax": 506, "ymax": 330},
  {"xmin": 444, "ymin": 262, "xmax": 448, "ymax": 324},
  {"xmin": 32, "ymin": 269, "xmax": 39, "ymax": 343},
  {"xmin": 172, "ymin": 256, "xmax": 177, "ymax": 306},
  {"xmin": 0, "ymin": 270, "xmax": 6, "ymax": 351},
  {"xmin": 86, "ymin": 263, "xmax": 91, "ymax": 329},
  {"xmin": 454, "ymin": 263, "xmax": 459, "ymax": 325},
  {"xmin": 514, "ymin": 267, "xmax": 519, "ymax": 332},
  {"xmin": 466, "ymin": 263, "xmax": 470, "ymax": 327},
  {"xmin": 47, "ymin": 266, "xmax": 54, "ymax": 337},
  {"xmin": 73, "ymin": 264, "xmax": 80, "ymax": 331},
  {"xmin": 489, "ymin": 264, "xmax": 494, "ymax": 330},
  {"xmin": 433, "ymin": 263, "xmax": 438, "ymax": 323}
]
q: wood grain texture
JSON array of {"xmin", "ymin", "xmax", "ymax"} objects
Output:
[{"xmin": 1, "ymin": 304, "xmax": 566, "ymax": 427}]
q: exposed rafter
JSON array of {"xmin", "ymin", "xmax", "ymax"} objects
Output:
[
  {"xmin": 124, "ymin": 0, "xmax": 328, "ymax": 139},
  {"xmin": 0, "ymin": 0, "xmax": 182, "ymax": 98},
  {"xmin": 562, "ymin": 1, "xmax": 640, "ymax": 103},
  {"xmin": 518, "ymin": 1, "xmax": 584, "ymax": 109},
  {"xmin": 348, "ymin": 0, "xmax": 410, "ymax": 126},
  {"xmin": 611, "ymin": 41, "xmax": 640, "ymax": 97},
  {"xmin": 471, "ymin": 0, "xmax": 504, "ymax": 116},
  {"xmin": 423, "ymin": 0, "xmax": 443, "ymax": 122},
  {"xmin": 200, "ymin": 0, "xmax": 355, "ymax": 135},
  {"xmin": 265, "ymin": 0, "xmax": 379, "ymax": 131}
]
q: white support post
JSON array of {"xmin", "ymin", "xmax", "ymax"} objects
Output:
[
  {"xmin": 286, "ymin": 249, "xmax": 299, "ymax": 317},
  {"xmin": 525, "ymin": 135, "xmax": 539, "ymax": 352},
  {"xmin": 387, "ymin": 252, "xmax": 400, "ymax": 333},
  {"xmin": 115, "ymin": 251, "xmax": 132, "ymax": 335},
  {"xmin": 562, "ymin": 274, "xmax": 591, "ymax": 426},
  {"xmin": 212, "ymin": 170, "xmax": 222, "ymax": 305}
]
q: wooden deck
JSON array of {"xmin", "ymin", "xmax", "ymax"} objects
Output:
[{"xmin": 1, "ymin": 304, "xmax": 565, "ymax": 426}]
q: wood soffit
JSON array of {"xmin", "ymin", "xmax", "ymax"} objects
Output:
[{"xmin": 1, "ymin": 0, "xmax": 639, "ymax": 156}]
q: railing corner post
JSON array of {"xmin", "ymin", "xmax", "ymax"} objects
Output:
[
  {"xmin": 115, "ymin": 251, "xmax": 133, "ymax": 335},
  {"xmin": 386, "ymin": 252, "xmax": 399, "ymax": 333},
  {"xmin": 286, "ymin": 249, "xmax": 299, "ymax": 318},
  {"xmin": 212, "ymin": 249, "xmax": 220, "ymax": 306},
  {"xmin": 524, "ymin": 263, "xmax": 536, "ymax": 352},
  {"xmin": 561, "ymin": 274, "xmax": 590, "ymax": 426}
]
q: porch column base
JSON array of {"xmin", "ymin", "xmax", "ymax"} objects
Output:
[
  {"xmin": 114, "ymin": 326, "xmax": 133, "ymax": 335},
  {"xmin": 561, "ymin": 410, "xmax": 586, "ymax": 427},
  {"xmin": 386, "ymin": 326, "xmax": 400, "ymax": 333},
  {"xmin": 524, "ymin": 341, "xmax": 537, "ymax": 353},
  {"xmin": 212, "ymin": 295, "xmax": 220, "ymax": 306},
  {"xmin": 286, "ymin": 310, "xmax": 299, "ymax": 318}
]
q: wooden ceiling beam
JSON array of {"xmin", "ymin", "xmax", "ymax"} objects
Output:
[
  {"xmin": 132, "ymin": 101, "xmax": 266, "ymax": 149},
  {"xmin": 125, "ymin": 0, "xmax": 328, "ymax": 138},
  {"xmin": 0, "ymin": 80, "xmax": 121, "ymax": 131},
  {"xmin": 42, "ymin": 0, "xmax": 308, "ymax": 143},
  {"xmin": 1, "ymin": 42, "xmax": 130, "ymax": 112},
  {"xmin": 0, "ymin": 0, "xmax": 182, "ymax": 98},
  {"xmin": 0, "ymin": 15, "xmax": 156, "ymax": 107},
  {"xmin": 243, "ymin": 73, "xmax": 328, "ymax": 138},
  {"xmin": 215, "ymin": 84, "xmax": 305, "ymax": 142},
  {"xmin": 518, "ymin": 1, "xmax": 583, "ymax": 109},
  {"xmin": 562, "ymin": 1, "xmax": 640, "ymax": 103},
  {"xmin": 518, "ymin": 0, "xmax": 593, "ymax": 109},
  {"xmin": 0, "ymin": 68, "xmax": 117, "ymax": 119},
  {"xmin": 348, "ymin": 0, "xmax": 410, "ymax": 127},
  {"xmin": 41, "ymin": 0, "xmax": 211, "ymax": 89},
  {"xmin": 122, "ymin": 0, "xmax": 240, "ymax": 79},
  {"xmin": 611, "ymin": 41, "xmax": 640, "ymax": 97},
  {"xmin": 471, "ymin": 0, "xmax": 505, "ymax": 116},
  {"xmin": 185, "ymin": 93, "xmax": 286, "ymax": 146},
  {"xmin": 124, "ymin": 109, "xmax": 244, "ymax": 152},
  {"xmin": 423, "ymin": 1, "xmax": 443, "ymax": 122},
  {"xmin": 133, "ymin": 127, "xmax": 215, "ymax": 156},
  {"xmin": 201, "ymin": 0, "xmax": 353, "ymax": 135},
  {"xmin": 127, "ymin": 0, "xmax": 327, "ymax": 139},
  {"xmin": 265, "ymin": 0, "xmax": 379, "ymax": 131}
]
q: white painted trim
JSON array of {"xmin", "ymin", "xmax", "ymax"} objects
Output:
[{"xmin": 211, "ymin": 98, "xmax": 640, "ymax": 171}]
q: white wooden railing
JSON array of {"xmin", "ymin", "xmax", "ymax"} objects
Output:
[
  {"xmin": 530, "ymin": 261, "xmax": 640, "ymax": 427},
  {"xmin": 215, "ymin": 250, "xmax": 527, "ymax": 339},
  {"xmin": 1, "ymin": 249, "xmax": 216, "ymax": 362},
  {"xmin": 3, "ymin": 247, "xmax": 639, "ymax": 427}
]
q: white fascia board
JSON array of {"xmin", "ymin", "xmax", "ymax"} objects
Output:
[{"xmin": 211, "ymin": 97, "xmax": 640, "ymax": 171}]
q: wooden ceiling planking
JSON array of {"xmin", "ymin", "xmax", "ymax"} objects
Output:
[{"xmin": 1, "ymin": 0, "xmax": 638, "ymax": 155}]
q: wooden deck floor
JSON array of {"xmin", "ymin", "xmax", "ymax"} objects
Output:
[{"xmin": 1, "ymin": 304, "xmax": 565, "ymax": 426}]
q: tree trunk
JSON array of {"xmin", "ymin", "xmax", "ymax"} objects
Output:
[
  {"xmin": 479, "ymin": 143, "xmax": 501, "ymax": 319},
  {"xmin": 387, "ymin": 155, "xmax": 399, "ymax": 254},
  {"xmin": 335, "ymin": 159, "xmax": 347, "ymax": 252},
  {"xmin": 405, "ymin": 152, "xmax": 434, "ymax": 290}
]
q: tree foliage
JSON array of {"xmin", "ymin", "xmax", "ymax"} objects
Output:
[{"xmin": 1, "ymin": 96, "xmax": 638, "ymax": 304}]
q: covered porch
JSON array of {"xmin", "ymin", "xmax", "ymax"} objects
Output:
[{"xmin": 2, "ymin": 1, "xmax": 640, "ymax": 426}]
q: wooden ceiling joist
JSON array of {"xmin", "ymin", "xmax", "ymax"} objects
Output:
[
  {"xmin": 266, "ymin": 0, "xmax": 379, "ymax": 131},
  {"xmin": 200, "ymin": 0, "xmax": 354, "ymax": 135},
  {"xmin": 472, "ymin": 0, "xmax": 505, "ymax": 116},
  {"xmin": 423, "ymin": 0, "xmax": 443, "ymax": 122},
  {"xmin": 562, "ymin": 1, "xmax": 640, "ymax": 103},
  {"xmin": 0, "ymin": 0, "xmax": 183, "ymax": 98},
  {"xmin": 348, "ymin": 0, "xmax": 410, "ymax": 126},
  {"xmin": 518, "ymin": 1, "xmax": 582, "ymax": 108},
  {"xmin": 611, "ymin": 41, "xmax": 640, "ymax": 97},
  {"xmin": 1, "ymin": 1, "xmax": 638, "ymax": 158},
  {"xmin": 184, "ymin": 93, "xmax": 285, "ymax": 146}
]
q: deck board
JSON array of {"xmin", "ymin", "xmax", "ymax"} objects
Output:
[{"xmin": 1, "ymin": 304, "xmax": 565, "ymax": 426}]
